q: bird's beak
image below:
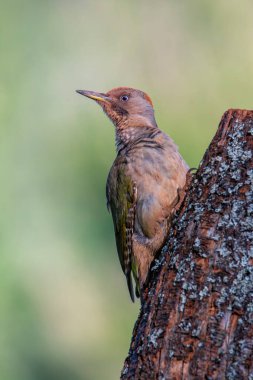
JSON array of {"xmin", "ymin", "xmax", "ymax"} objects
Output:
[{"xmin": 76, "ymin": 90, "xmax": 110, "ymax": 103}]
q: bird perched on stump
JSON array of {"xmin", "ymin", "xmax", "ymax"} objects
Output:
[{"xmin": 76, "ymin": 87, "xmax": 188, "ymax": 302}]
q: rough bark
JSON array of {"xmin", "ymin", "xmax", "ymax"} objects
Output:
[{"xmin": 121, "ymin": 109, "xmax": 253, "ymax": 380}]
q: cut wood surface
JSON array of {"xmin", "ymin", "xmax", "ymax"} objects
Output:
[{"xmin": 121, "ymin": 109, "xmax": 253, "ymax": 380}]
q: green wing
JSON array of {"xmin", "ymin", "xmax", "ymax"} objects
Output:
[{"xmin": 106, "ymin": 156, "xmax": 137, "ymax": 302}]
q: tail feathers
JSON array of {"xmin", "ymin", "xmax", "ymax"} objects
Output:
[
  {"xmin": 126, "ymin": 272, "xmax": 135, "ymax": 302},
  {"xmin": 131, "ymin": 263, "xmax": 140, "ymax": 300}
]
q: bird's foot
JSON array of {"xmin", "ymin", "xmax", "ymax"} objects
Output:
[{"xmin": 167, "ymin": 168, "xmax": 195, "ymax": 228}]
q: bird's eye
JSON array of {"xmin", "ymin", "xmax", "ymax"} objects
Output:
[{"xmin": 120, "ymin": 95, "xmax": 129, "ymax": 102}]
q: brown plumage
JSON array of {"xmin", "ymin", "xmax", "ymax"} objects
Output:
[{"xmin": 76, "ymin": 87, "xmax": 188, "ymax": 301}]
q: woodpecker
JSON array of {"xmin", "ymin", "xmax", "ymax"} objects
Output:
[{"xmin": 76, "ymin": 87, "xmax": 188, "ymax": 301}]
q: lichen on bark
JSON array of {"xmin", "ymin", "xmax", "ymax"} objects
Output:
[{"xmin": 121, "ymin": 109, "xmax": 253, "ymax": 380}]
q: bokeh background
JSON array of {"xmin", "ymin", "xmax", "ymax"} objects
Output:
[{"xmin": 1, "ymin": 1, "xmax": 253, "ymax": 379}]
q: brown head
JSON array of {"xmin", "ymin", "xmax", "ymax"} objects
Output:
[{"xmin": 76, "ymin": 87, "xmax": 157, "ymax": 130}]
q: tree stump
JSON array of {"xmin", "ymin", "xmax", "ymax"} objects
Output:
[{"xmin": 121, "ymin": 109, "xmax": 253, "ymax": 380}]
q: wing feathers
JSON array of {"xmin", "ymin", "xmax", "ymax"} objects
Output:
[{"xmin": 106, "ymin": 158, "xmax": 138, "ymax": 300}]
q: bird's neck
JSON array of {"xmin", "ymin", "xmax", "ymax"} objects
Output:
[{"xmin": 115, "ymin": 116, "xmax": 159, "ymax": 153}]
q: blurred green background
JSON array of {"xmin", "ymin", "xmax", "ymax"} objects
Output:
[{"xmin": 0, "ymin": 1, "xmax": 253, "ymax": 379}]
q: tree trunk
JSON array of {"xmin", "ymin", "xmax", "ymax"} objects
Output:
[{"xmin": 121, "ymin": 109, "xmax": 253, "ymax": 380}]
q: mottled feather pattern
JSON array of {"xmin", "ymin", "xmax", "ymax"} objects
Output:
[
  {"xmin": 106, "ymin": 126, "xmax": 188, "ymax": 300},
  {"xmin": 106, "ymin": 158, "xmax": 134, "ymax": 273},
  {"xmin": 125, "ymin": 184, "xmax": 137, "ymax": 300}
]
